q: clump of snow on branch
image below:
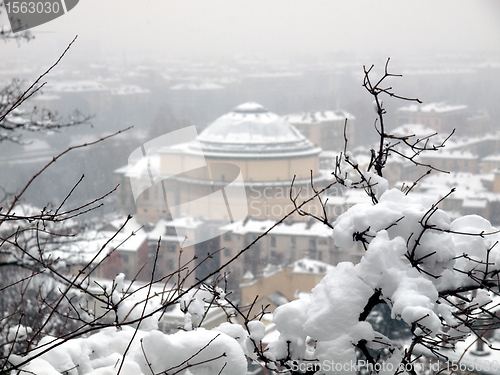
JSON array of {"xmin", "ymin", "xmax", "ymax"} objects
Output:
[
  {"xmin": 265, "ymin": 185, "xmax": 500, "ymax": 370},
  {"xmin": 112, "ymin": 273, "xmax": 161, "ymax": 331},
  {"xmin": 18, "ymin": 326, "xmax": 247, "ymax": 375},
  {"xmin": 181, "ymin": 288, "xmax": 212, "ymax": 330},
  {"xmin": 268, "ymin": 262, "xmax": 374, "ymax": 371},
  {"xmin": 135, "ymin": 329, "xmax": 247, "ymax": 375}
]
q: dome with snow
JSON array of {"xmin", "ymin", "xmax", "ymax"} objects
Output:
[
  {"xmin": 195, "ymin": 103, "xmax": 319, "ymax": 157},
  {"xmin": 119, "ymin": 102, "xmax": 328, "ymax": 223}
]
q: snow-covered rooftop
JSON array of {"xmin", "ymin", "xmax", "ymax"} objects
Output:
[
  {"xmin": 462, "ymin": 198, "xmax": 488, "ymax": 208},
  {"xmin": 292, "ymin": 258, "xmax": 334, "ymax": 274},
  {"xmin": 220, "ymin": 218, "xmax": 333, "ymax": 237},
  {"xmin": 169, "ymin": 82, "xmax": 224, "ymax": 90},
  {"xmin": 285, "ymin": 110, "xmax": 355, "ymax": 124},
  {"xmin": 46, "ymin": 80, "xmax": 108, "ymax": 93},
  {"xmin": 148, "ymin": 217, "xmax": 203, "ymax": 241},
  {"xmin": 397, "ymin": 102, "xmax": 468, "ymax": 114},
  {"xmin": 197, "ymin": 102, "xmax": 302, "ymax": 144},
  {"xmin": 419, "ymin": 172, "xmax": 490, "ymax": 199},
  {"xmin": 233, "ymin": 102, "xmax": 266, "ymax": 112},
  {"xmin": 483, "ymin": 154, "xmax": 500, "ymax": 162},
  {"xmin": 111, "ymin": 85, "xmax": 150, "ymax": 95},
  {"xmin": 419, "ymin": 150, "xmax": 478, "ymax": 160},
  {"xmin": 326, "ymin": 189, "xmax": 373, "ymax": 207},
  {"xmin": 45, "ymin": 216, "xmax": 147, "ymax": 265},
  {"xmin": 118, "ymin": 153, "xmax": 160, "ymax": 180},
  {"xmin": 391, "ymin": 123, "xmax": 438, "ymax": 138},
  {"xmin": 195, "ymin": 102, "xmax": 320, "ymax": 156}
]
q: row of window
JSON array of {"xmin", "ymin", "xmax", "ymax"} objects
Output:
[{"xmin": 119, "ymin": 253, "xmax": 177, "ymax": 270}]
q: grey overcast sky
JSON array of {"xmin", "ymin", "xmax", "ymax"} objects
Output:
[{"xmin": 2, "ymin": 0, "xmax": 500, "ymax": 64}]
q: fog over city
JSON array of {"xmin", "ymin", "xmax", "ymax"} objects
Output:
[
  {"xmin": 3, "ymin": 0, "xmax": 500, "ymax": 62},
  {"xmin": 3, "ymin": 2, "xmax": 500, "ymax": 374}
]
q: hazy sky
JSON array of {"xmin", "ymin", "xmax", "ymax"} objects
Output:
[{"xmin": 2, "ymin": 0, "xmax": 500, "ymax": 64}]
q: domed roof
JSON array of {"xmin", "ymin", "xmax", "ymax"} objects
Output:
[{"xmin": 195, "ymin": 103, "xmax": 320, "ymax": 157}]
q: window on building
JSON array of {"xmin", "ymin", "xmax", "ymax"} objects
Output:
[
  {"xmin": 309, "ymin": 238, "xmax": 316, "ymax": 251},
  {"xmin": 122, "ymin": 254, "xmax": 129, "ymax": 263},
  {"xmin": 223, "ymin": 233, "xmax": 232, "ymax": 242},
  {"xmin": 318, "ymin": 239, "xmax": 327, "ymax": 245},
  {"xmin": 271, "ymin": 236, "xmax": 276, "ymax": 247},
  {"xmin": 167, "ymin": 243, "xmax": 176, "ymax": 252},
  {"xmin": 166, "ymin": 226, "xmax": 176, "ymax": 235},
  {"xmin": 291, "ymin": 236, "xmax": 296, "ymax": 248},
  {"xmin": 245, "ymin": 234, "xmax": 258, "ymax": 246},
  {"xmin": 224, "ymin": 247, "xmax": 231, "ymax": 257}
]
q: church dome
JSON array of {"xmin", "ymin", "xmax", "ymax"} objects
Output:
[{"xmin": 194, "ymin": 103, "xmax": 320, "ymax": 158}]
